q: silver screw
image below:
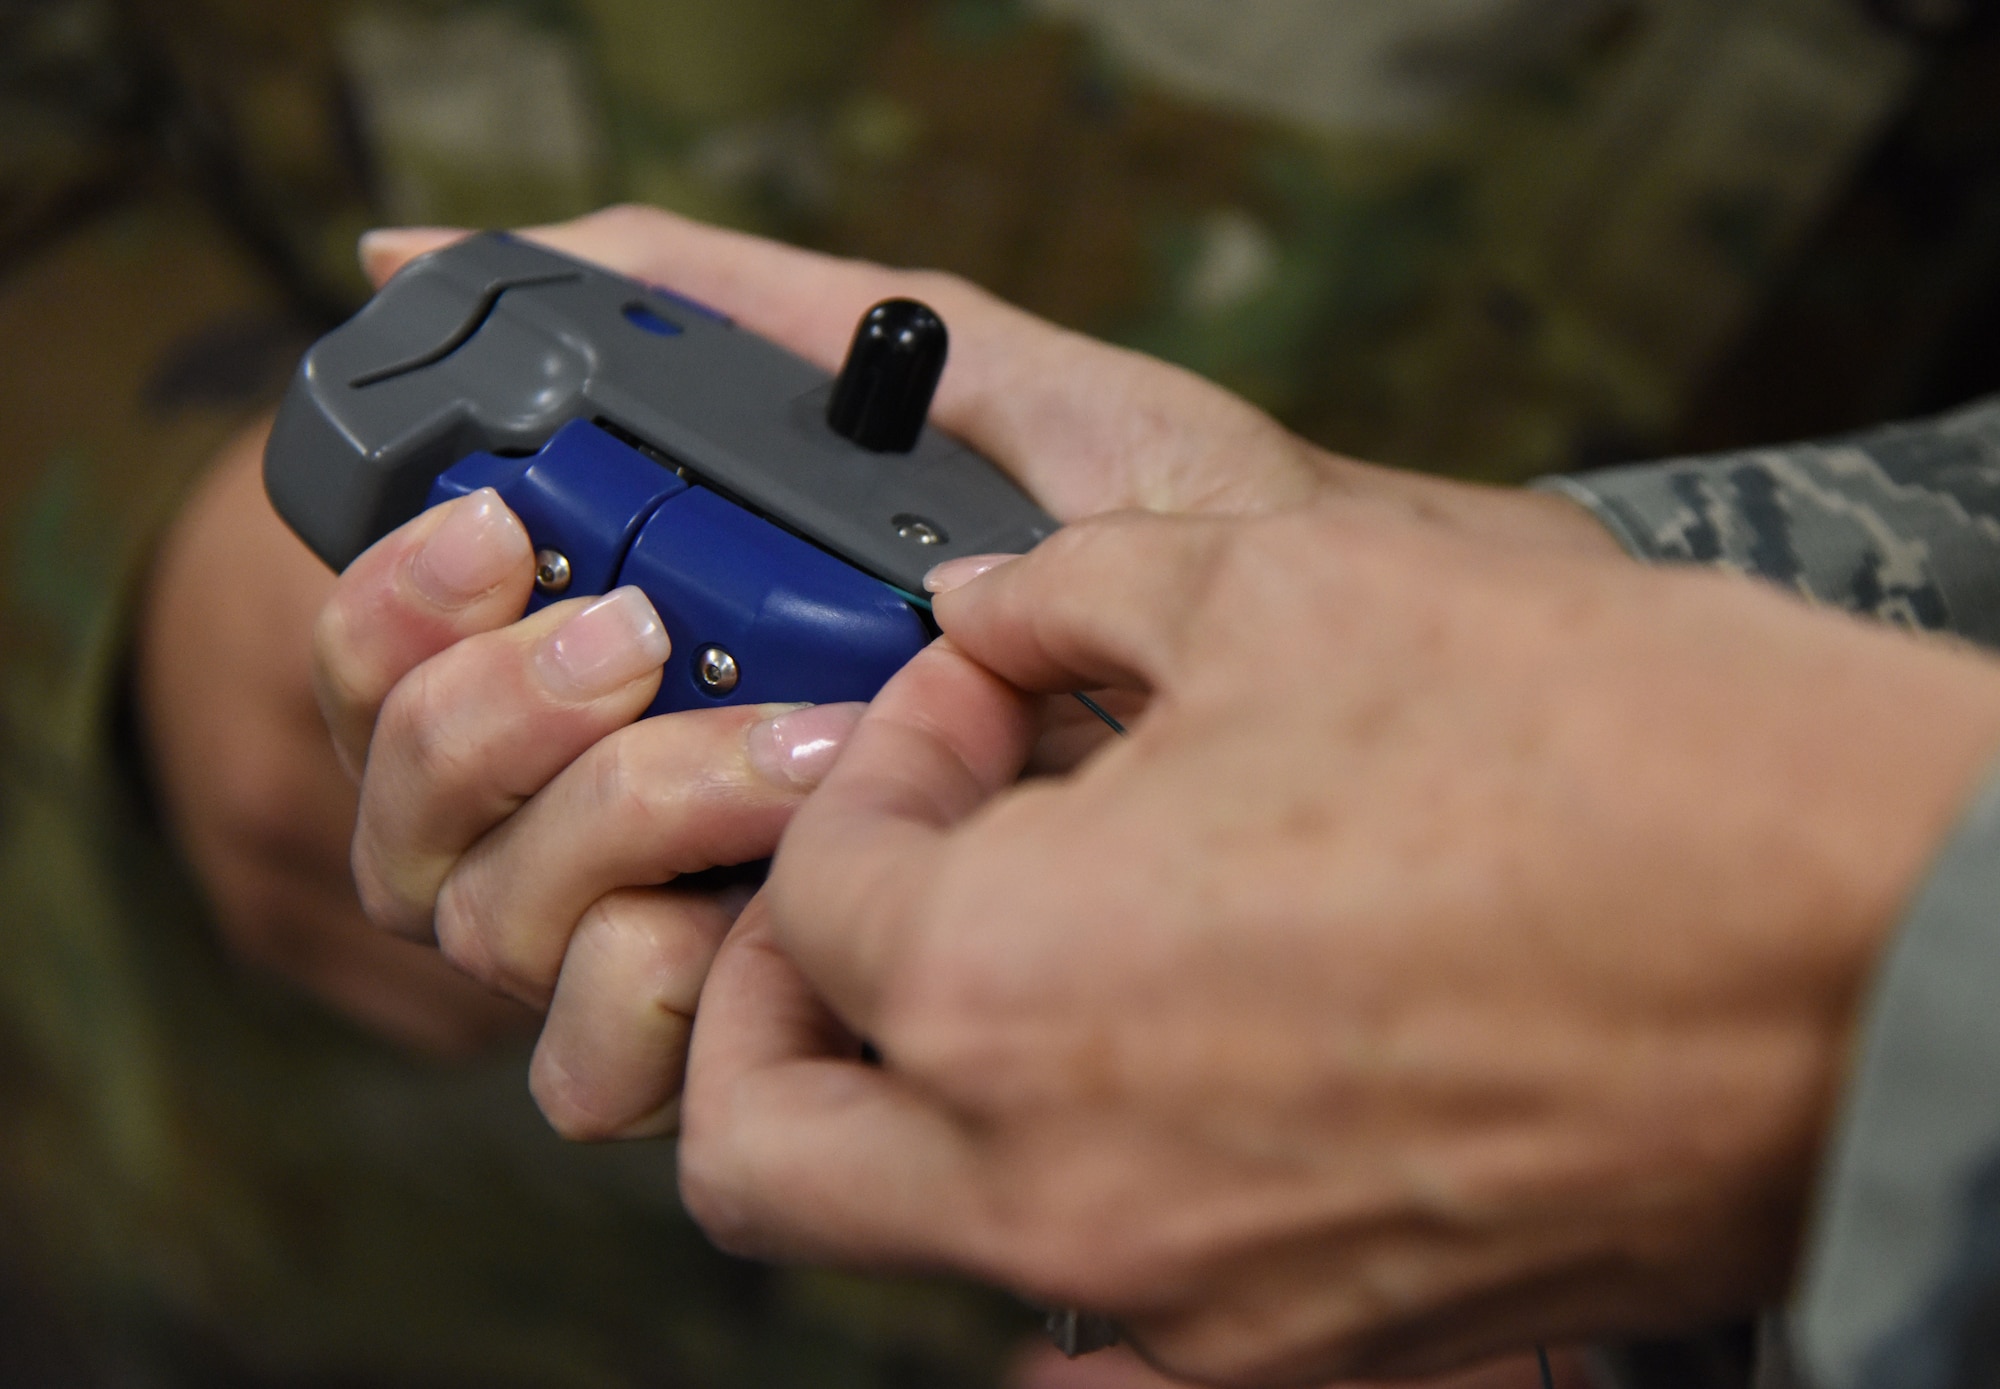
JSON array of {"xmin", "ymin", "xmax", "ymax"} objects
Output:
[
  {"xmin": 893, "ymin": 514, "xmax": 947, "ymax": 546},
  {"xmin": 534, "ymin": 549, "xmax": 573, "ymax": 595},
  {"xmin": 694, "ymin": 645, "xmax": 740, "ymax": 697}
]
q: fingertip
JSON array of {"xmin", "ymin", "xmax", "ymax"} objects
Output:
[
  {"xmin": 927, "ymin": 517, "xmax": 1182, "ymax": 697},
  {"xmin": 534, "ymin": 586, "xmax": 672, "ymax": 701},
  {"xmin": 406, "ymin": 489, "xmax": 534, "ymax": 610},
  {"xmin": 358, "ymin": 226, "xmax": 471, "ymax": 286},
  {"xmin": 529, "ymin": 1033, "xmax": 683, "ymax": 1143},
  {"xmin": 313, "ymin": 492, "xmax": 535, "ymax": 772},
  {"xmin": 924, "ymin": 552, "xmax": 1020, "ymax": 595}
]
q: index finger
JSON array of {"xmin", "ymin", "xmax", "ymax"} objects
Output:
[
  {"xmin": 764, "ymin": 639, "xmax": 1038, "ymax": 1037},
  {"xmin": 312, "ymin": 489, "xmax": 535, "ymax": 778}
]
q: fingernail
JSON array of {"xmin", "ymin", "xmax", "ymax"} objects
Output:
[
  {"xmin": 746, "ymin": 702, "xmax": 866, "ymax": 790},
  {"xmin": 536, "ymin": 588, "xmax": 671, "ymax": 698},
  {"xmin": 923, "ymin": 553, "xmax": 1019, "ymax": 595},
  {"xmin": 410, "ymin": 489, "xmax": 529, "ymax": 606}
]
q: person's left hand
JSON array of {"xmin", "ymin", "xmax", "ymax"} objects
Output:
[{"xmin": 676, "ymin": 503, "xmax": 2000, "ymax": 1385}]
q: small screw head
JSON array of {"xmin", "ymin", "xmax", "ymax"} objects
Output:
[
  {"xmin": 694, "ymin": 645, "xmax": 740, "ymax": 697},
  {"xmin": 534, "ymin": 549, "xmax": 573, "ymax": 595},
  {"xmin": 893, "ymin": 514, "xmax": 948, "ymax": 546}
]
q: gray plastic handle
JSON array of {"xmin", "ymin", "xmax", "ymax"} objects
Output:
[{"xmin": 263, "ymin": 233, "xmax": 1056, "ymax": 592}]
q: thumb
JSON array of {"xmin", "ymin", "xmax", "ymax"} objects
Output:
[
  {"xmin": 925, "ymin": 511, "xmax": 1225, "ymax": 698},
  {"xmin": 357, "ymin": 226, "xmax": 472, "ymax": 288}
]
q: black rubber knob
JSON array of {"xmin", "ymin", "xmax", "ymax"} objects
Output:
[{"xmin": 828, "ymin": 299, "xmax": 949, "ymax": 453}]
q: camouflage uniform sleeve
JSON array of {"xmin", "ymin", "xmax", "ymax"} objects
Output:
[
  {"xmin": 1541, "ymin": 405, "xmax": 2000, "ymax": 1389},
  {"xmin": 1535, "ymin": 396, "xmax": 2000, "ymax": 647},
  {"xmin": 1785, "ymin": 768, "xmax": 2000, "ymax": 1389}
]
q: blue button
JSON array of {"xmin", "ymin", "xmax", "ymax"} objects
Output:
[{"xmin": 622, "ymin": 300, "xmax": 684, "ymax": 337}]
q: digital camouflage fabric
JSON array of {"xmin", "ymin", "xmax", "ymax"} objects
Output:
[
  {"xmin": 1545, "ymin": 391, "xmax": 2000, "ymax": 1389},
  {"xmin": 1546, "ymin": 397, "xmax": 2000, "ymax": 649}
]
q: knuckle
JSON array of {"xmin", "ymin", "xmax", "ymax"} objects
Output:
[
  {"xmin": 583, "ymin": 728, "xmax": 744, "ymax": 866},
  {"xmin": 581, "ymin": 891, "xmax": 718, "ymax": 1008},
  {"xmin": 431, "ymin": 871, "xmax": 509, "ymax": 990},
  {"xmin": 1055, "ymin": 510, "xmax": 1198, "ymax": 596},
  {"xmin": 377, "ymin": 664, "xmax": 477, "ymax": 791},
  {"xmin": 349, "ymin": 788, "xmax": 447, "ymax": 941},
  {"xmin": 877, "ymin": 822, "xmax": 1076, "ymax": 1096},
  {"xmin": 1163, "ymin": 522, "xmax": 1273, "ymax": 660},
  {"xmin": 881, "ymin": 995, "xmax": 992, "ymax": 1101},
  {"xmin": 588, "ymin": 732, "xmax": 668, "ymax": 840},
  {"xmin": 1051, "ymin": 508, "xmax": 1139, "ymax": 553}
]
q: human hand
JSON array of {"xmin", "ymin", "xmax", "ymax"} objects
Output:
[
  {"xmin": 322, "ymin": 201, "xmax": 1335, "ymax": 1122},
  {"xmin": 314, "ymin": 483, "xmax": 866, "ymax": 1137},
  {"xmin": 678, "ymin": 502, "xmax": 2000, "ymax": 1383},
  {"xmin": 324, "ymin": 204, "xmax": 1624, "ymax": 1127},
  {"xmin": 137, "ymin": 202, "xmax": 1613, "ymax": 1079},
  {"xmin": 139, "ymin": 418, "xmax": 796, "ymax": 1094}
]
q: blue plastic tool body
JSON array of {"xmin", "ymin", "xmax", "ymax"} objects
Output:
[
  {"xmin": 429, "ymin": 420, "xmax": 931, "ymax": 716},
  {"xmin": 430, "ymin": 419, "xmax": 688, "ymax": 615},
  {"xmin": 619, "ymin": 487, "xmax": 929, "ymax": 714}
]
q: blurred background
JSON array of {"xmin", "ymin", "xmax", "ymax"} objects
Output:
[
  {"xmin": 11, "ymin": 0, "xmax": 2000, "ymax": 483},
  {"xmin": 3, "ymin": 1, "xmax": 2000, "ymax": 1386}
]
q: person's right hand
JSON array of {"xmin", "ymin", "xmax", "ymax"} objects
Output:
[
  {"xmin": 322, "ymin": 205, "xmax": 1627, "ymax": 1140},
  {"xmin": 678, "ymin": 503, "xmax": 2000, "ymax": 1383}
]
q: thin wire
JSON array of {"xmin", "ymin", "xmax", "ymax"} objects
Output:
[
  {"xmin": 1073, "ymin": 691, "xmax": 1127, "ymax": 736},
  {"xmin": 1537, "ymin": 1345, "xmax": 1555, "ymax": 1389}
]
